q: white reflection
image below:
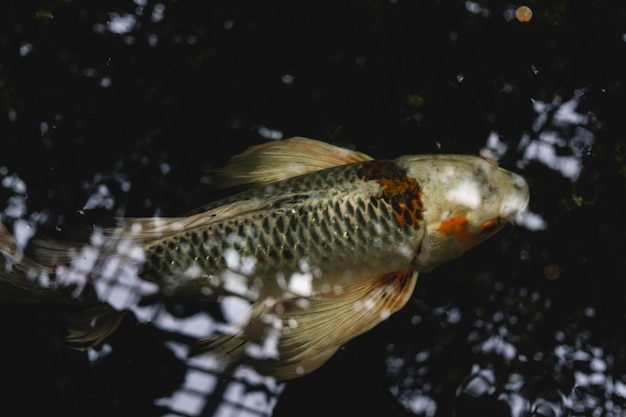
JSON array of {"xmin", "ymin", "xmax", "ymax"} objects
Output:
[
  {"xmin": 4, "ymin": 194, "xmax": 27, "ymax": 219},
  {"xmin": 87, "ymin": 342, "xmax": 113, "ymax": 362},
  {"xmin": 151, "ymin": 3, "xmax": 166, "ymax": 23},
  {"xmin": 288, "ymin": 271, "xmax": 313, "ymax": 296},
  {"xmin": 498, "ymin": 391, "xmax": 528, "ymax": 417},
  {"xmin": 12, "ymin": 220, "xmax": 36, "ymax": 250},
  {"xmin": 221, "ymin": 296, "xmax": 251, "ymax": 324},
  {"xmin": 483, "ymin": 131, "xmax": 508, "ymax": 160},
  {"xmin": 465, "ymin": 1, "xmax": 490, "ymax": 17},
  {"xmin": 108, "ymin": 13, "xmax": 137, "ymax": 34},
  {"xmin": 481, "ymin": 334, "xmax": 517, "ymax": 360},
  {"xmin": 2, "ymin": 172, "xmax": 27, "ymax": 194},
  {"xmin": 100, "ymin": 76, "xmax": 112, "ymax": 88},
  {"xmin": 515, "ymin": 208, "xmax": 547, "ymax": 231},
  {"xmin": 460, "ymin": 365, "xmax": 496, "ymax": 397},
  {"xmin": 84, "ymin": 184, "xmax": 116, "ymax": 210},
  {"xmin": 404, "ymin": 394, "xmax": 437, "ymax": 416},
  {"xmin": 19, "ymin": 43, "xmax": 33, "ymax": 57},
  {"xmin": 552, "ymin": 337, "xmax": 624, "ymax": 415},
  {"xmin": 483, "ymin": 89, "xmax": 597, "ymax": 232},
  {"xmin": 521, "ymin": 90, "xmax": 595, "ymax": 182},
  {"xmin": 502, "ymin": 8, "xmax": 517, "ymax": 22},
  {"xmin": 155, "ymin": 339, "xmax": 283, "ymax": 417},
  {"xmin": 521, "ymin": 132, "xmax": 584, "ymax": 180},
  {"xmin": 1, "ymin": 172, "xmax": 37, "ymax": 246},
  {"xmin": 258, "ymin": 126, "xmax": 284, "ymax": 140},
  {"xmin": 152, "ymin": 309, "xmax": 216, "ymax": 339},
  {"xmin": 616, "ymin": 380, "xmax": 626, "ymax": 398}
]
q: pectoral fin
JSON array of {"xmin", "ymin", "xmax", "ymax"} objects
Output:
[{"xmin": 203, "ymin": 269, "xmax": 418, "ymax": 380}]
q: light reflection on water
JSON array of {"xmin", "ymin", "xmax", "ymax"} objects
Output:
[
  {"xmin": 383, "ymin": 87, "xmax": 621, "ymax": 416},
  {"xmin": 0, "ymin": 86, "xmax": 613, "ymax": 415},
  {"xmin": 0, "ymin": 166, "xmax": 284, "ymax": 416},
  {"xmin": 386, "ymin": 295, "xmax": 626, "ymax": 417}
]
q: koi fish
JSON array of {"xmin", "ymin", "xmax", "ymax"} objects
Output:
[{"xmin": 0, "ymin": 137, "xmax": 529, "ymax": 380}]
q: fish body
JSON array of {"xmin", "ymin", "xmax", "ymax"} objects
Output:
[
  {"xmin": 0, "ymin": 137, "xmax": 529, "ymax": 380},
  {"xmin": 141, "ymin": 160, "xmax": 425, "ymax": 301}
]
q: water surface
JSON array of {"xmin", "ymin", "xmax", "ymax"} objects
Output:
[{"xmin": 2, "ymin": 1, "xmax": 626, "ymax": 416}]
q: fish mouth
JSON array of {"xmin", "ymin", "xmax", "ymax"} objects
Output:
[
  {"xmin": 499, "ymin": 195, "xmax": 530, "ymax": 223},
  {"xmin": 498, "ymin": 170, "xmax": 530, "ymax": 221}
]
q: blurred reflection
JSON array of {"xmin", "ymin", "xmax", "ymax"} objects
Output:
[
  {"xmin": 1, "ymin": 168, "xmax": 282, "ymax": 417},
  {"xmin": 0, "ymin": 87, "xmax": 606, "ymax": 415},
  {"xmin": 2, "ymin": 136, "xmax": 531, "ymax": 415},
  {"xmin": 386, "ymin": 296, "xmax": 626, "ymax": 416},
  {"xmin": 107, "ymin": 13, "xmax": 137, "ymax": 35},
  {"xmin": 520, "ymin": 89, "xmax": 595, "ymax": 182},
  {"xmin": 384, "ymin": 89, "xmax": 626, "ymax": 417}
]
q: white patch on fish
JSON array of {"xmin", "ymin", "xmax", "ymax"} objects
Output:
[{"xmin": 445, "ymin": 179, "xmax": 482, "ymax": 209}]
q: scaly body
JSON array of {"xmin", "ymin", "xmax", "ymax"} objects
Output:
[
  {"xmin": 141, "ymin": 160, "xmax": 424, "ymax": 302},
  {"xmin": 0, "ymin": 137, "xmax": 529, "ymax": 380}
]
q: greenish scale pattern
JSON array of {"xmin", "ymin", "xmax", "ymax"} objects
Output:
[{"xmin": 139, "ymin": 162, "xmax": 416, "ymax": 293}]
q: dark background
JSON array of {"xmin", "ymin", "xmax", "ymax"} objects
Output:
[{"xmin": 2, "ymin": 1, "xmax": 626, "ymax": 416}]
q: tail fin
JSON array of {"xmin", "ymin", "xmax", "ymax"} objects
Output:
[
  {"xmin": 0, "ymin": 221, "xmax": 52, "ymax": 302},
  {"xmin": 1, "ymin": 221, "xmax": 127, "ymax": 349}
]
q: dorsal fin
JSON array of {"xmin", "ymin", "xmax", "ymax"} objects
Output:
[{"xmin": 212, "ymin": 137, "xmax": 373, "ymax": 189}]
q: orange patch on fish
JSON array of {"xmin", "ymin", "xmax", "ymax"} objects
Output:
[
  {"xmin": 437, "ymin": 215, "xmax": 504, "ymax": 248},
  {"xmin": 437, "ymin": 215, "xmax": 476, "ymax": 248},
  {"xmin": 374, "ymin": 269, "xmax": 417, "ymax": 312},
  {"xmin": 357, "ymin": 161, "xmax": 424, "ymax": 230}
]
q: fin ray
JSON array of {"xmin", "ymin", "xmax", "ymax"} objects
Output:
[
  {"xmin": 202, "ymin": 269, "xmax": 418, "ymax": 380},
  {"xmin": 60, "ymin": 304, "xmax": 128, "ymax": 349},
  {"xmin": 212, "ymin": 137, "xmax": 373, "ymax": 189}
]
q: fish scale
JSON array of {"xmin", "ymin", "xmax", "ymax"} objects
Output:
[
  {"xmin": 197, "ymin": 161, "xmax": 366, "ymax": 212},
  {"xmin": 0, "ymin": 137, "xmax": 530, "ymax": 379},
  {"xmin": 139, "ymin": 162, "xmax": 421, "ymax": 300}
]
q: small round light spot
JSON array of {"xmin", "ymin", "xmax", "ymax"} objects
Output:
[
  {"xmin": 543, "ymin": 264, "xmax": 560, "ymax": 280},
  {"xmin": 515, "ymin": 6, "xmax": 533, "ymax": 23}
]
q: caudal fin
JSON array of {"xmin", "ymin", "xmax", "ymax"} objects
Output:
[
  {"xmin": 1, "ymin": 221, "xmax": 128, "ymax": 350},
  {"xmin": 0, "ymin": 221, "xmax": 53, "ymax": 302}
]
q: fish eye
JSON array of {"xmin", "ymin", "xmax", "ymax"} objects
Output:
[{"xmin": 478, "ymin": 218, "xmax": 500, "ymax": 235}]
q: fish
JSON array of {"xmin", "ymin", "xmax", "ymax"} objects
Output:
[{"xmin": 0, "ymin": 137, "xmax": 529, "ymax": 380}]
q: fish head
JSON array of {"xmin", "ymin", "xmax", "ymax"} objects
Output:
[{"xmin": 395, "ymin": 154, "xmax": 529, "ymax": 272}]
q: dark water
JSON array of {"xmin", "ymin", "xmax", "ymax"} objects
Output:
[{"xmin": 2, "ymin": 1, "xmax": 626, "ymax": 416}]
